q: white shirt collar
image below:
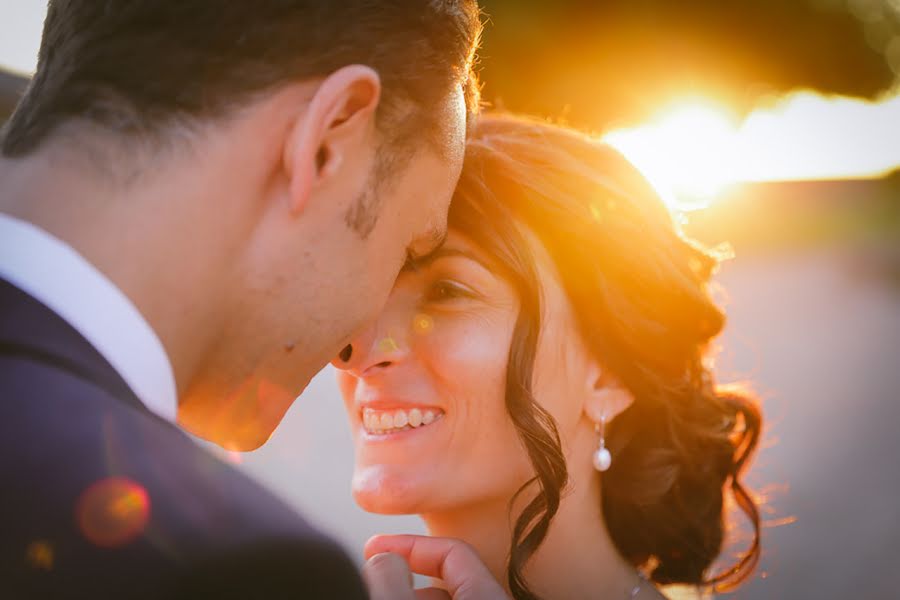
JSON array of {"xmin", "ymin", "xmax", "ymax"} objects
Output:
[{"xmin": 0, "ymin": 212, "xmax": 178, "ymax": 422}]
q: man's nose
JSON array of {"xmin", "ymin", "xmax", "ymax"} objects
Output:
[{"xmin": 332, "ymin": 316, "xmax": 411, "ymax": 377}]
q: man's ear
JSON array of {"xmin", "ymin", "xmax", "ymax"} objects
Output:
[
  {"xmin": 583, "ymin": 362, "xmax": 634, "ymax": 424},
  {"xmin": 283, "ymin": 65, "xmax": 382, "ymax": 215}
]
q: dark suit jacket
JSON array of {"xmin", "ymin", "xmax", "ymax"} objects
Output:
[{"xmin": 0, "ymin": 278, "xmax": 367, "ymax": 599}]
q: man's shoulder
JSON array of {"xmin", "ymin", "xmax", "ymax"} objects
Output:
[{"xmin": 0, "ymin": 358, "xmax": 366, "ymax": 599}]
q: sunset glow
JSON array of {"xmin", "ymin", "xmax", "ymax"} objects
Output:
[{"xmin": 604, "ymin": 89, "xmax": 900, "ymax": 211}]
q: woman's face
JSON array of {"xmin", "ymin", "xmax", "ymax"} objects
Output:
[{"xmin": 335, "ymin": 228, "xmax": 599, "ymax": 515}]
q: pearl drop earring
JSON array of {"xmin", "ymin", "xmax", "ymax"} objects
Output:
[{"xmin": 592, "ymin": 414, "xmax": 611, "ymax": 472}]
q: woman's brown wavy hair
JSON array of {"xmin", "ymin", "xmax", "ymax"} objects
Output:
[{"xmin": 447, "ymin": 113, "xmax": 762, "ymax": 599}]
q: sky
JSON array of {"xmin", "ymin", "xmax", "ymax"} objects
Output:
[{"xmin": 0, "ymin": 1, "xmax": 45, "ymax": 74}]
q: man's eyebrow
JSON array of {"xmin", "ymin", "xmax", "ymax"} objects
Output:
[
  {"xmin": 403, "ymin": 224, "xmax": 448, "ymax": 271},
  {"xmin": 428, "ymin": 224, "xmax": 449, "ymax": 252}
]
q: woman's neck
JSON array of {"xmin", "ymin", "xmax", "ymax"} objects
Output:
[
  {"xmin": 422, "ymin": 498, "xmax": 513, "ymax": 586},
  {"xmin": 421, "ymin": 473, "xmax": 654, "ymax": 599}
]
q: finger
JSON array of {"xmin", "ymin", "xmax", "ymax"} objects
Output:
[
  {"xmin": 364, "ymin": 535, "xmax": 508, "ymax": 599},
  {"xmin": 362, "ymin": 552, "xmax": 416, "ymax": 600},
  {"xmin": 415, "ymin": 588, "xmax": 452, "ymax": 600}
]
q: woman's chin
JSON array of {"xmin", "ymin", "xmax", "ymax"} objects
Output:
[{"xmin": 352, "ymin": 466, "xmax": 430, "ymax": 515}]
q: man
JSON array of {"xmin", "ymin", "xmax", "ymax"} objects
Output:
[{"xmin": 0, "ymin": 2, "xmax": 504, "ymax": 598}]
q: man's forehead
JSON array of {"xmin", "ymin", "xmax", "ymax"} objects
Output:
[{"xmin": 439, "ymin": 84, "xmax": 468, "ymax": 164}]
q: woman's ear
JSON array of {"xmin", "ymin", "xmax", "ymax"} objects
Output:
[
  {"xmin": 282, "ymin": 65, "xmax": 382, "ymax": 215},
  {"xmin": 583, "ymin": 363, "xmax": 634, "ymax": 424}
]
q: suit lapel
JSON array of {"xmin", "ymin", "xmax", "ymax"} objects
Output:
[{"xmin": 0, "ymin": 277, "xmax": 148, "ymax": 414}]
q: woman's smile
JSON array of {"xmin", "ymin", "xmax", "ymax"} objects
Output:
[{"xmin": 359, "ymin": 405, "xmax": 446, "ymax": 437}]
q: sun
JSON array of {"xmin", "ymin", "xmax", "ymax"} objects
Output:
[
  {"xmin": 603, "ymin": 89, "xmax": 900, "ymax": 213},
  {"xmin": 604, "ymin": 99, "xmax": 740, "ymax": 212}
]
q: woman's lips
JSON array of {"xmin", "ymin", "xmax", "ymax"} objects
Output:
[{"xmin": 361, "ymin": 406, "xmax": 445, "ymax": 436}]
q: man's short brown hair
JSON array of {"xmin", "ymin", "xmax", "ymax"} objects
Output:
[{"xmin": 1, "ymin": 1, "xmax": 482, "ymax": 157}]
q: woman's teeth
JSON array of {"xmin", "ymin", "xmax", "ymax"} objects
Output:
[{"xmin": 362, "ymin": 407, "xmax": 443, "ymax": 434}]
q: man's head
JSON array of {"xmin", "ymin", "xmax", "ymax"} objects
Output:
[{"xmin": 2, "ymin": 1, "xmax": 481, "ymax": 449}]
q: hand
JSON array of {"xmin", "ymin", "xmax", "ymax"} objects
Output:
[{"xmin": 362, "ymin": 534, "xmax": 509, "ymax": 600}]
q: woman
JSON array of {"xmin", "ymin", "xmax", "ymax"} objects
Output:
[{"xmin": 334, "ymin": 114, "xmax": 762, "ymax": 600}]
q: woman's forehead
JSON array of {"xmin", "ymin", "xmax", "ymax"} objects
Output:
[
  {"xmin": 446, "ymin": 224, "xmax": 567, "ymax": 303},
  {"xmin": 443, "ymin": 228, "xmax": 482, "ymax": 254}
]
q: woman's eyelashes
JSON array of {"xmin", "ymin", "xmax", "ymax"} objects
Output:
[{"xmin": 423, "ymin": 279, "xmax": 477, "ymax": 304}]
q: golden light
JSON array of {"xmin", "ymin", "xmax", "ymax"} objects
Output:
[
  {"xmin": 604, "ymin": 88, "xmax": 900, "ymax": 212},
  {"xmin": 604, "ymin": 98, "xmax": 739, "ymax": 210},
  {"xmin": 76, "ymin": 477, "xmax": 150, "ymax": 547}
]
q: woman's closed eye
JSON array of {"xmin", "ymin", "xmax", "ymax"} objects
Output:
[{"xmin": 424, "ymin": 279, "xmax": 477, "ymax": 304}]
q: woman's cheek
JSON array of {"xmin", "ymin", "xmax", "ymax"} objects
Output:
[
  {"xmin": 426, "ymin": 311, "xmax": 528, "ymax": 486},
  {"xmin": 421, "ymin": 314, "xmax": 512, "ymax": 410}
]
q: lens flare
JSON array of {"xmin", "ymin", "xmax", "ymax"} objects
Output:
[
  {"xmin": 25, "ymin": 540, "xmax": 54, "ymax": 570},
  {"xmin": 377, "ymin": 336, "xmax": 399, "ymax": 353},
  {"xmin": 413, "ymin": 313, "xmax": 434, "ymax": 335},
  {"xmin": 76, "ymin": 477, "xmax": 150, "ymax": 548}
]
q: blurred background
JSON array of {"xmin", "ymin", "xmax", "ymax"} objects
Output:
[{"xmin": 3, "ymin": 1, "xmax": 899, "ymax": 597}]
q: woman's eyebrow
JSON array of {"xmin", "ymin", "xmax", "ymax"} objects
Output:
[{"xmin": 403, "ymin": 248, "xmax": 491, "ymax": 273}]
